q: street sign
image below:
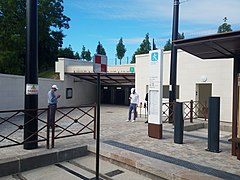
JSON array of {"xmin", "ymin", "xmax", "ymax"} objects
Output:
[
  {"xmin": 93, "ymin": 54, "xmax": 107, "ymax": 73},
  {"xmin": 26, "ymin": 84, "xmax": 39, "ymax": 95},
  {"xmin": 148, "ymin": 49, "xmax": 164, "ymax": 139}
]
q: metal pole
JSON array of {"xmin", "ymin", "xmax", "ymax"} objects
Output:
[
  {"xmin": 232, "ymin": 57, "xmax": 240, "ymax": 155},
  {"xmin": 24, "ymin": 0, "xmax": 38, "ymax": 149},
  {"xmin": 96, "ymin": 73, "xmax": 100, "ymax": 179},
  {"xmin": 169, "ymin": 0, "xmax": 179, "ymax": 123},
  {"xmin": 207, "ymin": 97, "xmax": 221, "ymax": 153}
]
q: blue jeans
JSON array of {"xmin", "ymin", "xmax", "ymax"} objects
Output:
[
  {"xmin": 128, "ymin": 103, "xmax": 137, "ymax": 120},
  {"xmin": 48, "ymin": 104, "xmax": 57, "ymax": 128}
]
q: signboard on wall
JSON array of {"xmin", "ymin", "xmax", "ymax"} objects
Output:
[
  {"xmin": 26, "ymin": 84, "xmax": 39, "ymax": 95},
  {"xmin": 148, "ymin": 49, "xmax": 163, "ymax": 125}
]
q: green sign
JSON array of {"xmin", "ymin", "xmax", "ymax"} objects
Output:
[{"xmin": 130, "ymin": 67, "xmax": 134, "ymax": 73}]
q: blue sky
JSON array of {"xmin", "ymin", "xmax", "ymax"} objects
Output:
[{"xmin": 62, "ymin": 0, "xmax": 240, "ymax": 65}]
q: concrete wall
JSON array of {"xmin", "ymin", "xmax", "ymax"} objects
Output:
[
  {"xmin": 136, "ymin": 50, "xmax": 233, "ymax": 122},
  {"xmin": 0, "ymin": 73, "xmax": 96, "ymax": 111}
]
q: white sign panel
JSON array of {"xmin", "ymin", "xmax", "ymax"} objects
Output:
[
  {"xmin": 148, "ymin": 49, "xmax": 163, "ymax": 125},
  {"xmin": 26, "ymin": 84, "xmax": 39, "ymax": 95}
]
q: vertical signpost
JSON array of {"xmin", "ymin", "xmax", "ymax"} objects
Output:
[
  {"xmin": 148, "ymin": 49, "xmax": 163, "ymax": 139},
  {"xmin": 24, "ymin": 0, "xmax": 38, "ymax": 149},
  {"xmin": 93, "ymin": 54, "xmax": 107, "ymax": 179}
]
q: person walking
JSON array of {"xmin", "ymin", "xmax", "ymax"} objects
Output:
[
  {"xmin": 145, "ymin": 92, "xmax": 148, "ymax": 123},
  {"xmin": 127, "ymin": 88, "xmax": 139, "ymax": 122},
  {"xmin": 48, "ymin": 85, "xmax": 61, "ymax": 128}
]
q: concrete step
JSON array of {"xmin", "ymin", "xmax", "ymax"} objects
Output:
[{"xmin": 0, "ymin": 145, "xmax": 88, "ymax": 177}]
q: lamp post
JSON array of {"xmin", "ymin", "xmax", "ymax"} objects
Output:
[
  {"xmin": 169, "ymin": 0, "xmax": 179, "ymax": 123},
  {"xmin": 24, "ymin": 0, "xmax": 38, "ymax": 149}
]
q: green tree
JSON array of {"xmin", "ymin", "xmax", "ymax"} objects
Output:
[
  {"xmin": 96, "ymin": 41, "xmax": 106, "ymax": 55},
  {"xmin": 81, "ymin": 46, "xmax": 86, "ymax": 60},
  {"xmin": 74, "ymin": 52, "xmax": 80, "ymax": 59},
  {"xmin": 164, "ymin": 39, "xmax": 172, "ymax": 51},
  {"xmin": 81, "ymin": 45, "xmax": 92, "ymax": 61},
  {"xmin": 38, "ymin": 0, "xmax": 70, "ymax": 70},
  {"xmin": 57, "ymin": 45, "xmax": 75, "ymax": 59},
  {"xmin": 0, "ymin": 0, "xmax": 70, "ymax": 74},
  {"xmin": 217, "ymin": 17, "xmax": 232, "ymax": 33},
  {"xmin": 152, "ymin": 38, "xmax": 157, "ymax": 50},
  {"xmin": 116, "ymin": 37, "xmax": 126, "ymax": 65},
  {"xmin": 85, "ymin": 50, "xmax": 92, "ymax": 61},
  {"xmin": 131, "ymin": 33, "xmax": 151, "ymax": 63},
  {"xmin": 0, "ymin": 0, "xmax": 26, "ymax": 74},
  {"xmin": 163, "ymin": 32, "xmax": 185, "ymax": 51}
]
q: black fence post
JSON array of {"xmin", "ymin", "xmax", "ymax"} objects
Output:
[
  {"xmin": 174, "ymin": 102, "xmax": 184, "ymax": 144},
  {"xmin": 190, "ymin": 100, "xmax": 193, "ymax": 123},
  {"xmin": 206, "ymin": 97, "xmax": 221, "ymax": 153}
]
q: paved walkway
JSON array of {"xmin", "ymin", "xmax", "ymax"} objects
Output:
[{"xmin": 1, "ymin": 105, "xmax": 240, "ymax": 179}]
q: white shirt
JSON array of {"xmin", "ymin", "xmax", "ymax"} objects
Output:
[{"xmin": 130, "ymin": 93, "xmax": 139, "ymax": 105}]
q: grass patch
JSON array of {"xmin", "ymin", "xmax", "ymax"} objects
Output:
[{"xmin": 38, "ymin": 69, "xmax": 59, "ymax": 79}]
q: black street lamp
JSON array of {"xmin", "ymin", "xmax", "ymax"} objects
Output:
[
  {"xmin": 169, "ymin": 0, "xmax": 180, "ymax": 123},
  {"xmin": 24, "ymin": 0, "xmax": 38, "ymax": 149}
]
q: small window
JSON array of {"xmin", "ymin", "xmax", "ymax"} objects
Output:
[{"xmin": 66, "ymin": 88, "xmax": 73, "ymax": 99}]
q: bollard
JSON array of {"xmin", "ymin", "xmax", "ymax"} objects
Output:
[
  {"xmin": 174, "ymin": 102, "xmax": 184, "ymax": 144},
  {"xmin": 206, "ymin": 97, "xmax": 221, "ymax": 153}
]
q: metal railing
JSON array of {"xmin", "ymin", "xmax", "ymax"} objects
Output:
[
  {"xmin": 50, "ymin": 105, "xmax": 96, "ymax": 148},
  {"xmin": 162, "ymin": 100, "xmax": 208, "ymax": 123},
  {"xmin": 0, "ymin": 104, "xmax": 96, "ymax": 149}
]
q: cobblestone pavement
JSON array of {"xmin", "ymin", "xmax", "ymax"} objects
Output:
[{"xmin": 1, "ymin": 105, "xmax": 240, "ymax": 179}]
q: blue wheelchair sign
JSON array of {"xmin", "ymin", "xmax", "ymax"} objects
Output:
[{"xmin": 151, "ymin": 52, "xmax": 159, "ymax": 62}]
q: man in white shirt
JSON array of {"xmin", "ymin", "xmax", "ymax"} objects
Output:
[{"xmin": 127, "ymin": 88, "xmax": 139, "ymax": 122}]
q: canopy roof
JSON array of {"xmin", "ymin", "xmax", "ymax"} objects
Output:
[
  {"xmin": 173, "ymin": 30, "xmax": 240, "ymax": 59},
  {"xmin": 66, "ymin": 72, "xmax": 135, "ymax": 85}
]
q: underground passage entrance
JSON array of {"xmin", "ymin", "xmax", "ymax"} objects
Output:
[{"xmin": 101, "ymin": 86, "xmax": 134, "ymax": 105}]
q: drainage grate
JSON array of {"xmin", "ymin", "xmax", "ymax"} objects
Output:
[
  {"xmin": 105, "ymin": 169, "xmax": 124, "ymax": 177},
  {"xmin": 103, "ymin": 140, "xmax": 240, "ymax": 180}
]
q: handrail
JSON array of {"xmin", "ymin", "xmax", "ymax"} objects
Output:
[{"xmin": 0, "ymin": 104, "xmax": 96, "ymax": 149}]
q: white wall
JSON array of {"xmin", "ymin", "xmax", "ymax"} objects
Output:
[
  {"xmin": 136, "ymin": 50, "xmax": 233, "ymax": 122},
  {"xmin": 0, "ymin": 73, "xmax": 96, "ymax": 111}
]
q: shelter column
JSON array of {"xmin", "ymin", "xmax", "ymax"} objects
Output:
[{"xmin": 232, "ymin": 57, "xmax": 240, "ymax": 155}]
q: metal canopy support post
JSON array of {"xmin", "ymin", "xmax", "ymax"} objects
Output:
[
  {"xmin": 232, "ymin": 57, "xmax": 240, "ymax": 155},
  {"xmin": 96, "ymin": 73, "xmax": 100, "ymax": 179},
  {"xmin": 24, "ymin": 0, "xmax": 38, "ymax": 149},
  {"xmin": 169, "ymin": 0, "xmax": 179, "ymax": 123}
]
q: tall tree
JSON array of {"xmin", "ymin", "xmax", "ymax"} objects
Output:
[
  {"xmin": 96, "ymin": 41, "xmax": 106, "ymax": 55},
  {"xmin": 74, "ymin": 52, "xmax": 80, "ymax": 59},
  {"xmin": 116, "ymin": 37, "xmax": 126, "ymax": 65},
  {"xmin": 217, "ymin": 17, "xmax": 232, "ymax": 33},
  {"xmin": 85, "ymin": 50, "xmax": 92, "ymax": 61},
  {"xmin": 38, "ymin": 0, "xmax": 70, "ymax": 70},
  {"xmin": 152, "ymin": 38, "xmax": 157, "ymax": 50},
  {"xmin": 0, "ymin": 0, "xmax": 70, "ymax": 74},
  {"xmin": 131, "ymin": 33, "xmax": 151, "ymax": 63},
  {"xmin": 164, "ymin": 39, "xmax": 171, "ymax": 51},
  {"xmin": 163, "ymin": 32, "xmax": 185, "ymax": 51},
  {"xmin": 0, "ymin": 0, "xmax": 26, "ymax": 74},
  {"xmin": 81, "ymin": 45, "xmax": 86, "ymax": 60},
  {"xmin": 57, "ymin": 45, "xmax": 75, "ymax": 59}
]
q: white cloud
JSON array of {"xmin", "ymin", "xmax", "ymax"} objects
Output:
[{"xmin": 180, "ymin": 0, "xmax": 240, "ymax": 25}]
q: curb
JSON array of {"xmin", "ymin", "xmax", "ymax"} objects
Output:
[{"xmin": 0, "ymin": 145, "xmax": 88, "ymax": 177}]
